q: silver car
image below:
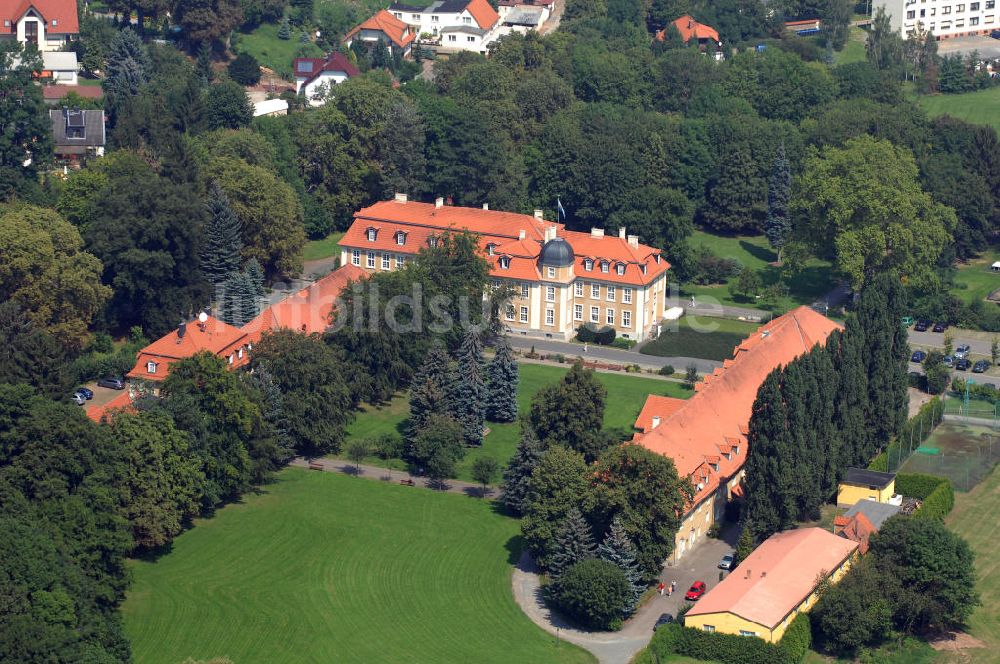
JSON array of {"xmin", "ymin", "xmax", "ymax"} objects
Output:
[
  {"xmin": 718, "ymin": 554, "xmax": 735, "ymax": 570},
  {"xmin": 955, "ymin": 344, "xmax": 971, "ymax": 360}
]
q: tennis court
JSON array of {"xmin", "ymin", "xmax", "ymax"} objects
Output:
[{"xmin": 898, "ymin": 421, "xmax": 1000, "ymax": 491}]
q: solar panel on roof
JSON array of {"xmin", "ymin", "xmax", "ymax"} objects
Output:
[
  {"xmin": 66, "ymin": 110, "xmax": 85, "ymax": 127},
  {"xmin": 298, "ymin": 61, "xmax": 313, "ymax": 73}
]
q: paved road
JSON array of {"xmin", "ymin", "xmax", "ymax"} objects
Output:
[
  {"xmin": 908, "ymin": 328, "xmax": 1000, "ymax": 382},
  {"xmin": 937, "ymin": 34, "xmax": 1000, "ymax": 58},
  {"xmin": 289, "ymin": 457, "xmax": 496, "ymax": 497},
  {"xmin": 511, "ymin": 529, "xmax": 736, "ymax": 664},
  {"xmin": 508, "ymin": 337, "xmax": 723, "ymax": 374}
]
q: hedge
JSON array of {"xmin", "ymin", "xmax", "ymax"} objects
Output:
[
  {"xmin": 576, "ymin": 325, "xmax": 617, "ymax": 346},
  {"xmin": 868, "ymin": 452, "xmax": 888, "ymax": 472},
  {"xmin": 896, "ymin": 472, "xmax": 954, "ymax": 520},
  {"xmin": 641, "ymin": 614, "xmax": 811, "ymax": 664}
]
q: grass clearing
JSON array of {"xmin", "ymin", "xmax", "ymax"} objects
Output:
[
  {"xmin": 302, "ymin": 231, "xmax": 344, "ymax": 262},
  {"xmin": 682, "ymin": 230, "xmax": 836, "ymax": 313},
  {"xmin": 236, "ymin": 23, "xmax": 323, "ymax": 79},
  {"xmin": 833, "ymin": 26, "xmax": 868, "ymax": 65},
  {"xmin": 944, "ymin": 463, "xmax": 1000, "ymax": 664},
  {"xmin": 121, "ymin": 468, "xmax": 594, "ymax": 664},
  {"xmin": 897, "ymin": 420, "xmax": 1000, "ymax": 492},
  {"xmin": 952, "ymin": 251, "xmax": 1000, "ymax": 305},
  {"xmin": 916, "ymin": 87, "xmax": 1000, "ymax": 134},
  {"xmin": 342, "ymin": 362, "xmax": 692, "ymax": 482},
  {"xmin": 639, "ymin": 316, "xmax": 760, "ymax": 361}
]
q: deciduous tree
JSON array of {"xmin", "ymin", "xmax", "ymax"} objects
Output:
[
  {"xmin": 529, "ymin": 361, "xmax": 608, "ymax": 461},
  {"xmin": 0, "ymin": 43, "xmax": 51, "ymax": 199},
  {"xmin": 521, "ymin": 445, "xmax": 593, "ymax": 568}
]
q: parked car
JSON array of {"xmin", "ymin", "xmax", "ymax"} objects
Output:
[
  {"xmin": 933, "ymin": 321, "xmax": 949, "ymax": 333},
  {"xmin": 685, "ymin": 581, "xmax": 707, "ymax": 601},
  {"xmin": 973, "ymin": 360, "xmax": 990, "ymax": 373},
  {"xmin": 71, "ymin": 392, "xmax": 86, "ymax": 406},
  {"xmin": 914, "ymin": 319, "xmax": 931, "ymax": 332},
  {"xmin": 75, "ymin": 386, "xmax": 94, "ymax": 400},
  {"xmin": 943, "ymin": 355, "xmax": 954, "ymax": 368},
  {"xmin": 991, "ymin": 28, "xmax": 1000, "ymax": 38},
  {"xmin": 96, "ymin": 376, "xmax": 125, "ymax": 390},
  {"xmin": 956, "ymin": 358, "xmax": 971, "ymax": 371},
  {"xmin": 718, "ymin": 554, "xmax": 735, "ymax": 570},
  {"xmin": 654, "ymin": 613, "xmax": 675, "ymax": 630},
  {"xmin": 955, "ymin": 344, "xmax": 972, "ymax": 360},
  {"xmin": 911, "ymin": 350, "xmax": 927, "ymax": 363}
]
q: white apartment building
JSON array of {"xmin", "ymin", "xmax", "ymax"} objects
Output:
[
  {"xmin": 388, "ymin": 0, "xmax": 501, "ymax": 52},
  {"xmin": 874, "ymin": 0, "xmax": 999, "ymax": 38}
]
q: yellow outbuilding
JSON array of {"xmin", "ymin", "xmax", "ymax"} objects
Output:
[{"xmin": 837, "ymin": 468, "xmax": 896, "ymax": 507}]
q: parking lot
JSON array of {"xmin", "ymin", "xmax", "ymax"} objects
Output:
[
  {"xmin": 937, "ymin": 34, "xmax": 1000, "ymax": 58},
  {"xmin": 908, "ymin": 323, "xmax": 1000, "ymax": 383}
]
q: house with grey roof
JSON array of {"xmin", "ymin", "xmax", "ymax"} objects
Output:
[{"xmin": 49, "ymin": 108, "xmax": 104, "ymax": 162}]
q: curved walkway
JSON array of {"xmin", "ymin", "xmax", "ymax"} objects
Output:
[{"xmin": 511, "ymin": 532, "xmax": 737, "ymax": 664}]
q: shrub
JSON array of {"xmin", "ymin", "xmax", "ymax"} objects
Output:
[
  {"xmin": 373, "ymin": 433, "xmax": 405, "ymax": 460},
  {"xmin": 576, "ymin": 325, "xmax": 595, "ymax": 343},
  {"xmin": 548, "ymin": 558, "xmax": 632, "ymax": 631},
  {"xmin": 867, "ymin": 452, "xmax": 888, "ymax": 472},
  {"xmin": 779, "ymin": 613, "xmax": 811, "ymax": 662},
  {"xmin": 228, "ymin": 53, "xmax": 262, "ymax": 86},
  {"xmin": 610, "ymin": 338, "xmax": 636, "ymax": 350},
  {"xmin": 914, "ymin": 481, "xmax": 954, "ymax": 520},
  {"xmin": 659, "ymin": 365, "xmax": 675, "ymax": 376},
  {"xmin": 594, "ymin": 326, "xmax": 616, "ymax": 345}
]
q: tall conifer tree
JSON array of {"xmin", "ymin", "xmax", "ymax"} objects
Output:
[
  {"xmin": 486, "ymin": 339, "xmax": 519, "ymax": 422},
  {"xmin": 598, "ymin": 516, "xmax": 645, "ymax": 615},
  {"xmin": 451, "ymin": 328, "xmax": 486, "ymax": 446},
  {"xmin": 744, "ymin": 371, "xmax": 795, "ymax": 538},
  {"xmin": 764, "ymin": 144, "xmax": 792, "ymax": 262},
  {"xmin": 201, "ymin": 183, "xmax": 243, "ymax": 285},
  {"xmin": 548, "ymin": 507, "xmax": 596, "ymax": 578},
  {"xmin": 500, "ymin": 422, "xmax": 546, "ymax": 515},
  {"xmin": 407, "ymin": 343, "xmax": 451, "ymax": 439}
]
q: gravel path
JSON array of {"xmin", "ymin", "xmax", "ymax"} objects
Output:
[{"xmin": 289, "ymin": 457, "xmax": 495, "ymax": 498}]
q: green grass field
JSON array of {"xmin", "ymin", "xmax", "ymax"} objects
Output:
[
  {"xmin": 122, "ymin": 469, "xmax": 593, "ymax": 664},
  {"xmin": 681, "ymin": 230, "xmax": 835, "ymax": 313},
  {"xmin": 236, "ymin": 23, "xmax": 323, "ymax": 80},
  {"xmin": 952, "ymin": 252, "xmax": 1000, "ymax": 305},
  {"xmin": 302, "ymin": 231, "xmax": 344, "ymax": 262},
  {"xmin": 342, "ymin": 362, "xmax": 692, "ymax": 482},
  {"xmin": 917, "ymin": 87, "xmax": 1000, "ymax": 134},
  {"xmin": 946, "ymin": 463, "xmax": 1000, "ymax": 663},
  {"xmin": 639, "ymin": 316, "xmax": 761, "ymax": 361},
  {"xmin": 833, "ymin": 26, "xmax": 868, "ymax": 65}
]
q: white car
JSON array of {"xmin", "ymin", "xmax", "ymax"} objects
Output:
[
  {"xmin": 718, "ymin": 554, "xmax": 735, "ymax": 570},
  {"xmin": 955, "ymin": 344, "xmax": 971, "ymax": 360}
]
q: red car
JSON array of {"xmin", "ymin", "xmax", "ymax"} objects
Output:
[{"xmin": 685, "ymin": 581, "xmax": 707, "ymax": 601}]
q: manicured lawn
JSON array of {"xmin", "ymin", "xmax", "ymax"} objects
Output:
[
  {"xmin": 946, "ymin": 463, "xmax": 1000, "ymax": 663},
  {"xmin": 681, "ymin": 230, "xmax": 835, "ymax": 313},
  {"xmin": 952, "ymin": 251, "xmax": 1000, "ymax": 305},
  {"xmin": 302, "ymin": 231, "xmax": 344, "ymax": 262},
  {"xmin": 833, "ymin": 26, "xmax": 868, "ymax": 65},
  {"xmin": 342, "ymin": 362, "xmax": 692, "ymax": 482},
  {"xmin": 122, "ymin": 469, "xmax": 593, "ymax": 664},
  {"xmin": 917, "ymin": 87, "xmax": 1000, "ymax": 134},
  {"xmin": 639, "ymin": 316, "xmax": 761, "ymax": 361},
  {"xmin": 236, "ymin": 23, "xmax": 323, "ymax": 80}
]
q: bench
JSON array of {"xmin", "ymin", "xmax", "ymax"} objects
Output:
[
  {"xmin": 308, "ymin": 462, "xmax": 324, "ymax": 471},
  {"xmin": 400, "ymin": 478, "xmax": 416, "ymax": 486}
]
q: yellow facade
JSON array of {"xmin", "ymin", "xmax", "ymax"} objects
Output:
[
  {"xmin": 672, "ymin": 471, "xmax": 744, "ymax": 562},
  {"xmin": 684, "ymin": 552, "xmax": 857, "ymax": 643},
  {"xmin": 837, "ymin": 479, "xmax": 895, "ymax": 507}
]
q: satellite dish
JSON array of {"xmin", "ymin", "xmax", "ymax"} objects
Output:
[{"xmin": 198, "ymin": 311, "xmax": 209, "ymax": 323}]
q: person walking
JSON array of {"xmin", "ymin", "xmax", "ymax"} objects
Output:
[
  {"xmin": 657, "ymin": 582, "xmax": 665, "ymax": 596},
  {"xmin": 671, "ymin": 580, "xmax": 677, "ymax": 594}
]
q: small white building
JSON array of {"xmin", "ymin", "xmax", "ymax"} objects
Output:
[
  {"xmin": 1, "ymin": 0, "xmax": 78, "ymax": 51},
  {"xmin": 388, "ymin": 0, "xmax": 501, "ymax": 52},
  {"xmin": 873, "ymin": 0, "xmax": 999, "ymax": 38},
  {"xmin": 12, "ymin": 49, "xmax": 78, "ymax": 84},
  {"xmin": 252, "ymin": 98, "xmax": 289, "ymax": 117},
  {"xmin": 292, "ymin": 52, "xmax": 359, "ymax": 106}
]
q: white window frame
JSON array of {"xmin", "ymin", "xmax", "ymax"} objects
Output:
[
  {"xmin": 500, "ymin": 257, "xmax": 511, "ymax": 269},
  {"xmin": 366, "ymin": 228, "xmax": 378, "ymax": 242},
  {"xmin": 545, "ymin": 308, "xmax": 554, "ymax": 326},
  {"xmin": 607, "ymin": 286, "xmax": 616, "ymax": 302},
  {"xmin": 623, "ymin": 287, "xmax": 633, "ymax": 304},
  {"xmin": 606, "ymin": 308, "xmax": 615, "ymax": 325},
  {"xmin": 546, "ymin": 286, "xmax": 556, "ymax": 302},
  {"xmin": 590, "ymin": 306, "xmax": 599, "ymax": 323},
  {"xmin": 520, "ymin": 284, "xmax": 529, "ymax": 298},
  {"xmin": 352, "ymin": 249, "xmax": 360, "ymax": 266},
  {"xmin": 381, "ymin": 253, "xmax": 390, "ymax": 270},
  {"xmin": 574, "ymin": 282, "xmax": 584, "ymax": 297},
  {"xmin": 591, "ymin": 283, "xmax": 600, "ymax": 299},
  {"xmin": 622, "ymin": 310, "xmax": 631, "ymax": 328},
  {"xmin": 505, "ymin": 305, "xmax": 515, "ymax": 321},
  {"xmin": 397, "ymin": 255, "xmax": 407, "ymax": 267},
  {"xmin": 147, "ymin": 361, "xmax": 157, "ymax": 374},
  {"xmin": 601, "ymin": 261, "xmax": 610, "ymax": 273},
  {"xmin": 574, "ymin": 304, "xmax": 583, "ymax": 320},
  {"xmin": 547, "ymin": 266, "xmax": 556, "ymax": 278},
  {"xmin": 366, "ymin": 252, "xmax": 375, "ymax": 268},
  {"xmin": 616, "ymin": 263, "xmax": 625, "ymax": 275},
  {"xmin": 519, "ymin": 306, "xmax": 529, "ymax": 323},
  {"xmin": 396, "ymin": 232, "xmax": 406, "ymax": 246}
]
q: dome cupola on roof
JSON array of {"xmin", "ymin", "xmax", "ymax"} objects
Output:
[{"xmin": 539, "ymin": 237, "xmax": 574, "ymax": 267}]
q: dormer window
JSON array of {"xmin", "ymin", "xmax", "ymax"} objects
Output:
[
  {"xmin": 712, "ymin": 463, "xmax": 719, "ymax": 472},
  {"xmin": 616, "ymin": 263, "xmax": 625, "ymax": 275},
  {"xmin": 641, "ymin": 264, "xmax": 647, "ymax": 275},
  {"xmin": 366, "ymin": 228, "xmax": 378, "ymax": 242},
  {"xmin": 428, "ymin": 237, "xmax": 438, "ymax": 248},
  {"xmin": 237, "ymin": 348, "xmax": 244, "ymax": 359},
  {"xmin": 499, "ymin": 257, "xmax": 511, "ymax": 269},
  {"xmin": 147, "ymin": 361, "xmax": 157, "ymax": 374},
  {"xmin": 486, "ymin": 243, "xmax": 496, "ymax": 256},
  {"xmin": 601, "ymin": 261, "xmax": 610, "ymax": 273},
  {"xmin": 228, "ymin": 354, "xmax": 234, "ymax": 365},
  {"xmin": 51, "ymin": 18, "xmax": 57, "ymax": 25},
  {"xmin": 584, "ymin": 259, "xmax": 593, "ymax": 271},
  {"xmin": 395, "ymin": 231, "xmax": 407, "ymax": 246}
]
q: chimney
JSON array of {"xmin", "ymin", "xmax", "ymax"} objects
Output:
[
  {"xmin": 591, "ymin": 228, "xmax": 604, "ymax": 238},
  {"xmin": 745, "ymin": 569, "xmax": 751, "ymax": 579},
  {"xmin": 534, "ymin": 209, "xmax": 544, "ymax": 220},
  {"xmin": 627, "ymin": 234, "xmax": 639, "ymax": 248},
  {"xmin": 518, "ymin": 229, "xmax": 526, "ymax": 240},
  {"xmin": 394, "ymin": 192, "xmax": 408, "ymax": 203},
  {"xmin": 545, "ymin": 226, "xmax": 557, "ymax": 241},
  {"xmin": 177, "ymin": 321, "xmax": 187, "ymax": 339},
  {"xmin": 618, "ymin": 227, "xmax": 626, "ymax": 239},
  {"xmin": 651, "ymin": 416, "xmax": 661, "ymax": 429},
  {"xmin": 482, "ymin": 203, "xmax": 489, "ymax": 210},
  {"xmin": 435, "ymin": 196, "xmax": 444, "ymax": 208}
]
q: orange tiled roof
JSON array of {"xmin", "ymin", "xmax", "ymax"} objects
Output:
[
  {"xmin": 245, "ymin": 264, "xmax": 367, "ymax": 338},
  {"xmin": 3, "ymin": 0, "xmax": 79, "ymax": 34},
  {"xmin": 128, "ymin": 315, "xmax": 250, "ymax": 381},
  {"xmin": 344, "ymin": 10, "xmax": 415, "ymax": 48},
  {"xmin": 466, "ymin": 0, "xmax": 500, "ymax": 29},
  {"xmin": 344, "ymin": 200, "xmax": 669, "ymax": 286},
  {"xmin": 634, "ymin": 395, "xmax": 688, "ymax": 433},
  {"xmin": 655, "ymin": 14, "xmax": 719, "ymax": 43},
  {"xmin": 636, "ymin": 307, "xmax": 840, "ymax": 507},
  {"xmin": 687, "ymin": 528, "xmax": 858, "ymax": 628},
  {"xmin": 835, "ymin": 512, "xmax": 877, "ymax": 554},
  {"xmin": 85, "ymin": 390, "xmax": 134, "ymax": 423}
]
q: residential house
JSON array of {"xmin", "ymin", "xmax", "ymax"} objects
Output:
[
  {"xmin": 343, "ymin": 10, "xmax": 415, "ymax": 58},
  {"xmin": 874, "ymin": 0, "xmax": 998, "ymax": 39},
  {"xmin": 655, "ymin": 14, "xmax": 722, "ymax": 52},
  {"xmin": 122, "ymin": 264, "xmax": 366, "ymax": 386},
  {"xmin": 292, "ymin": 52, "xmax": 359, "ymax": 106},
  {"xmin": 49, "ymin": 108, "xmax": 104, "ymax": 162},
  {"xmin": 684, "ymin": 528, "xmax": 859, "ymax": 642},
  {"xmin": 388, "ymin": 0, "xmax": 500, "ymax": 52},
  {"xmin": 634, "ymin": 307, "xmax": 840, "ymax": 561},
  {"xmin": 339, "ymin": 194, "xmax": 671, "ymax": 342},
  {"xmin": 1, "ymin": 0, "xmax": 78, "ymax": 50},
  {"xmin": 834, "ymin": 499, "xmax": 900, "ymax": 554},
  {"xmin": 498, "ymin": 0, "xmax": 552, "ymax": 31},
  {"xmin": 13, "ymin": 49, "xmax": 77, "ymax": 83},
  {"xmin": 837, "ymin": 468, "xmax": 897, "ymax": 507}
]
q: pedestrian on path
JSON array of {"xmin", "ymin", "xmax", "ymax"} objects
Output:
[
  {"xmin": 671, "ymin": 580, "xmax": 677, "ymax": 594},
  {"xmin": 583, "ymin": 343, "xmax": 588, "ymax": 353},
  {"xmin": 658, "ymin": 582, "xmax": 665, "ymax": 596}
]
